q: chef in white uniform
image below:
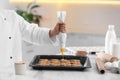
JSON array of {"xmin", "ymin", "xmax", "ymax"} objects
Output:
[{"xmin": 0, "ymin": 0, "xmax": 66, "ymax": 80}]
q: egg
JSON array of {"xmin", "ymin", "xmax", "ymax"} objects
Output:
[
  {"xmin": 112, "ymin": 61, "xmax": 119, "ymax": 68},
  {"xmin": 104, "ymin": 62, "xmax": 112, "ymax": 70},
  {"xmin": 111, "ymin": 61, "xmax": 120, "ymax": 74}
]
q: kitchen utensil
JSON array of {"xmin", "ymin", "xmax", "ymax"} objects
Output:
[
  {"xmin": 29, "ymin": 55, "xmax": 91, "ymax": 71},
  {"xmin": 15, "ymin": 61, "xmax": 26, "ymax": 75},
  {"xmin": 96, "ymin": 52, "xmax": 118, "ymax": 62},
  {"xmin": 112, "ymin": 42, "xmax": 120, "ymax": 59},
  {"xmin": 96, "ymin": 58, "xmax": 105, "ymax": 74},
  {"xmin": 57, "ymin": 11, "xmax": 67, "ymax": 58}
]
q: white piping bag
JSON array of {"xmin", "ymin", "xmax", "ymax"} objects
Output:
[
  {"xmin": 57, "ymin": 11, "xmax": 67, "ymax": 55},
  {"xmin": 57, "ymin": 11, "xmax": 67, "ymax": 48}
]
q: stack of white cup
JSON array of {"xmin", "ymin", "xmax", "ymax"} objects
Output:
[
  {"xmin": 112, "ymin": 42, "xmax": 120, "ymax": 59},
  {"xmin": 15, "ymin": 61, "xmax": 26, "ymax": 75}
]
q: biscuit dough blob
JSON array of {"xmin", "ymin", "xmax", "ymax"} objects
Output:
[{"xmin": 61, "ymin": 48, "xmax": 65, "ymax": 59}]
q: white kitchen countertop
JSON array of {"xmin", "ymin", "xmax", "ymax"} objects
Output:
[{"xmin": 16, "ymin": 47, "xmax": 120, "ymax": 80}]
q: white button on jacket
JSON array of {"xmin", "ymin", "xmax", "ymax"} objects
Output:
[{"xmin": 0, "ymin": 10, "xmax": 58, "ymax": 80}]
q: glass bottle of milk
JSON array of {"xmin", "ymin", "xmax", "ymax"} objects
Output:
[{"xmin": 105, "ymin": 25, "xmax": 116, "ymax": 55}]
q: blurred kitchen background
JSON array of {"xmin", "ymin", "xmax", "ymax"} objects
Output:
[{"xmin": 3, "ymin": 0, "xmax": 120, "ymax": 57}]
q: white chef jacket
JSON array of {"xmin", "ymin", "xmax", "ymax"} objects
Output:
[{"xmin": 0, "ymin": 10, "xmax": 58, "ymax": 80}]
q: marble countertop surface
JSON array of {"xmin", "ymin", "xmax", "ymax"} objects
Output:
[{"xmin": 16, "ymin": 47, "xmax": 120, "ymax": 80}]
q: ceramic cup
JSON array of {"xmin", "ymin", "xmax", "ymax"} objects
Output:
[
  {"xmin": 15, "ymin": 61, "xmax": 26, "ymax": 75},
  {"xmin": 112, "ymin": 42, "xmax": 120, "ymax": 59}
]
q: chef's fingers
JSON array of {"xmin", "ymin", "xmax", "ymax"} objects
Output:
[
  {"xmin": 60, "ymin": 26, "xmax": 66, "ymax": 33},
  {"xmin": 54, "ymin": 23, "xmax": 60, "ymax": 34},
  {"xmin": 59, "ymin": 23, "xmax": 66, "ymax": 32},
  {"xmin": 58, "ymin": 22, "xmax": 65, "ymax": 25}
]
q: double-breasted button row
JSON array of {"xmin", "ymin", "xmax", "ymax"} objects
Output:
[{"xmin": 10, "ymin": 56, "xmax": 12, "ymax": 59}]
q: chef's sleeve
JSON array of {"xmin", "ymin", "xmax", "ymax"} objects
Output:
[{"xmin": 14, "ymin": 12, "xmax": 59, "ymax": 46}]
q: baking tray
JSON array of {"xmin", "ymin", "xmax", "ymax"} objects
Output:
[{"xmin": 29, "ymin": 55, "xmax": 91, "ymax": 71}]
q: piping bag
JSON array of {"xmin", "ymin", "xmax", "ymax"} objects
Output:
[{"xmin": 57, "ymin": 11, "xmax": 67, "ymax": 58}]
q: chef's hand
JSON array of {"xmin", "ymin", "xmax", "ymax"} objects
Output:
[{"xmin": 49, "ymin": 22, "xmax": 66, "ymax": 38}]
